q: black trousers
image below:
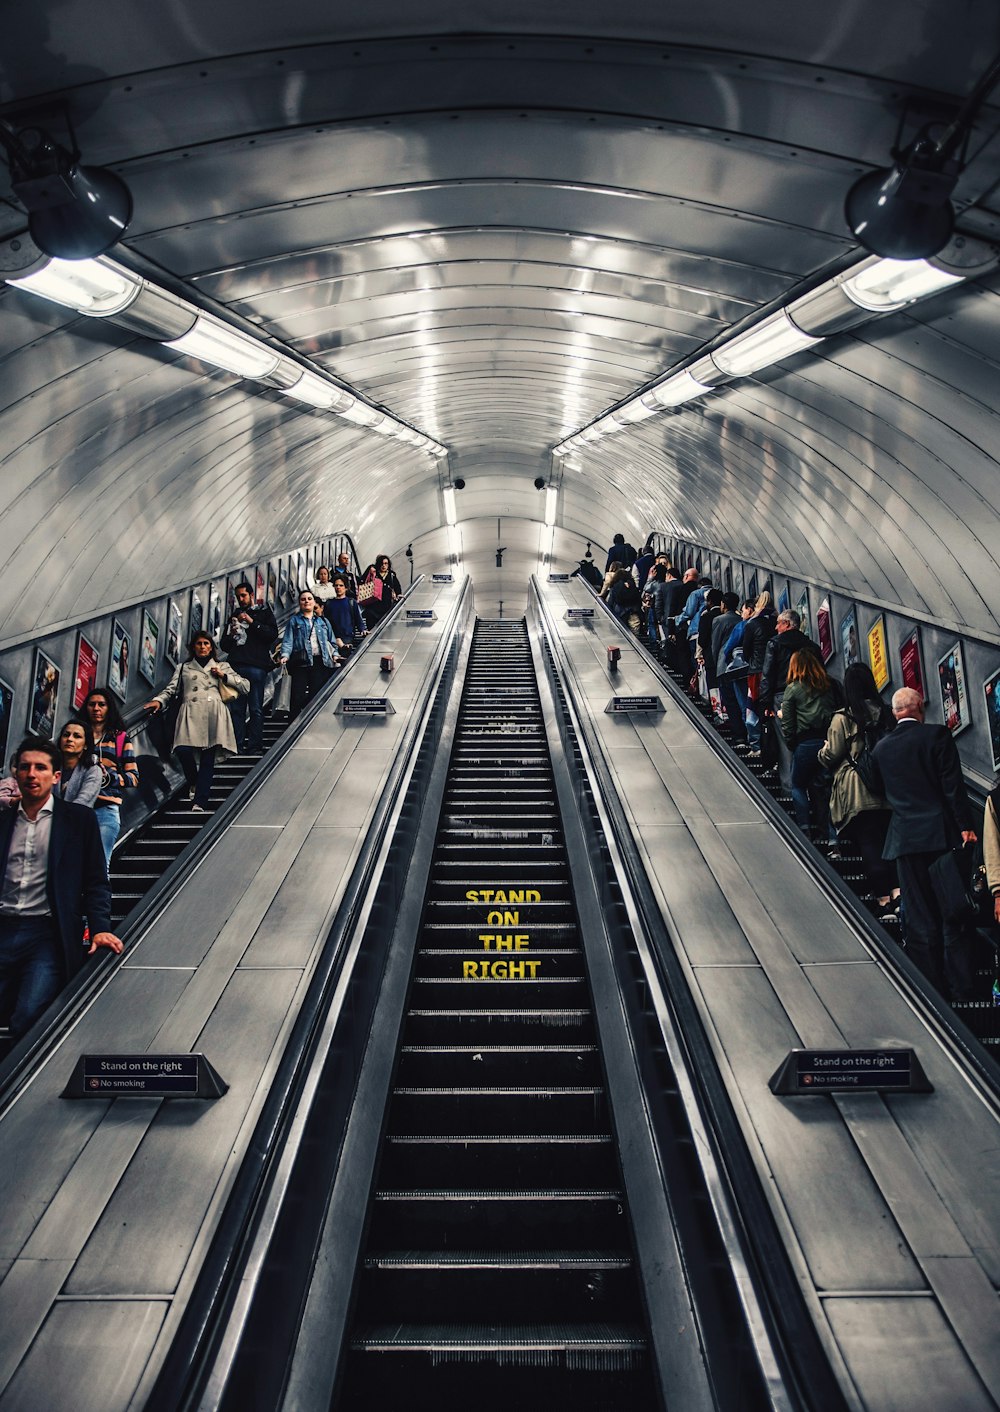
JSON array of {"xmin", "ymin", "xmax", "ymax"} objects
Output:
[
  {"xmin": 289, "ymin": 657, "xmax": 333, "ymax": 720},
  {"xmin": 895, "ymin": 850, "xmax": 977, "ymax": 999},
  {"xmin": 841, "ymin": 809, "xmax": 896, "ymax": 898}
]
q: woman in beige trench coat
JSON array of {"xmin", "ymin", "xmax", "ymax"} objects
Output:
[{"xmin": 145, "ymin": 632, "xmax": 248, "ymax": 811}]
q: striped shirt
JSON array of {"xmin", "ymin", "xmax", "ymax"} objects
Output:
[{"xmin": 94, "ymin": 731, "xmax": 139, "ymax": 807}]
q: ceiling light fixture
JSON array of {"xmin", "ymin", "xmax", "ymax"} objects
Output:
[
  {"xmin": 0, "ymin": 121, "xmax": 133, "ymax": 260},
  {"xmin": 2, "ymin": 247, "xmax": 447, "ymax": 455}
]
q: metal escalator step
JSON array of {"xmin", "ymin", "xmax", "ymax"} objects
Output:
[
  {"xmin": 380, "ymin": 1132, "xmax": 616, "ymax": 1187},
  {"xmin": 397, "ymin": 1044, "xmax": 600, "ymax": 1085},
  {"xmin": 387, "ymin": 1086, "xmax": 607, "ymax": 1135}
]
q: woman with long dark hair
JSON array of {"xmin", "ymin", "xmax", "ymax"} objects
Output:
[
  {"xmin": 780, "ymin": 650, "xmax": 839, "ymax": 838},
  {"xmin": 77, "ymin": 688, "xmax": 139, "ymax": 865},
  {"xmin": 145, "ymin": 632, "xmax": 248, "ymax": 811},
  {"xmin": 358, "ymin": 553, "xmax": 402, "ymax": 630},
  {"xmin": 54, "ymin": 720, "xmax": 102, "ymax": 806},
  {"xmin": 819, "ymin": 663, "xmax": 900, "ymax": 915}
]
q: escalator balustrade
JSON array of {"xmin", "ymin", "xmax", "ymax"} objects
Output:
[{"xmin": 338, "ymin": 620, "xmax": 657, "ymax": 1410}]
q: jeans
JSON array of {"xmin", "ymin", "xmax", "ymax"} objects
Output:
[
  {"xmin": 94, "ymin": 804, "xmax": 120, "ymax": 870},
  {"xmin": 733, "ymin": 680, "xmax": 760, "ymax": 749},
  {"xmin": 289, "ymin": 658, "xmax": 333, "ymax": 721},
  {"xmin": 228, "ymin": 664, "xmax": 268, "ymax": 753},
  {"xmin": 175, "ymin": 745, "xmax": 216, "ymax": 807},
  {"xmin": 789, "ymin": 738, "xmax": 831, "ymax": 836},
  {"xmin": 0, "ymin": 914, "xmax": 64, "ymax": 1039}
]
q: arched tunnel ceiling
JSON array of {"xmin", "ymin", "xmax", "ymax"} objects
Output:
[{"xmin": 2, "ymin": 3, "xmax": 1000, "ymax": 635}]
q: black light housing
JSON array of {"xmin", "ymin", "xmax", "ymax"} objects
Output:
[
  {"xmin": 2, "ymin": 125, "xmax": 133, "ymax": 259},
  {"xmin": 844, "ymin": 133, "xmax": 958, "ymax": 260}
]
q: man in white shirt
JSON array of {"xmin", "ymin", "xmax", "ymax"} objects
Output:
[{"xmin": 0, "ymin": 736, "xmax": 123, "ymax": 1044}]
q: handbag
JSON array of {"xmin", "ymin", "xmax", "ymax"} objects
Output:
[
  {"xmin": 357, "ymin": 575, "xmax": 383, "ymax": 604},
  {"xmin": 929, "ymin": 848, "xmax": 978, "ymax": 927},
  {"xmin": 217, "ymin": 677, "xmax": 239, "ymax": 703},
  {"xmin": 287, "ymin": 647, "xmax": 309, "ymax": 668}
]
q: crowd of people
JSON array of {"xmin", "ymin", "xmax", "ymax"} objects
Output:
[
  {"xmin": 584, "ymin": 534, "xmax": 999, "ymax": 1006},
  {"xmin": 0, "ymin": 551, "xmax": 402, "ymax": 1047}
]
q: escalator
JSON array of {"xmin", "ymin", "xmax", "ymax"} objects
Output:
[
  {"xmin": 108, "ymin": 714, "xmax": 287, "ymax": 927},
  {"xmin": 337, "ymin": 619, "xmax": 658, "ymax": 1409}
]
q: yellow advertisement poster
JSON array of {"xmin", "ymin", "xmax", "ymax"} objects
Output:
[{"xmin": 867, "ymin": 614, "xmax": 890, "ymax": 692}]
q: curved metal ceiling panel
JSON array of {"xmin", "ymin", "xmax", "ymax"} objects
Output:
[{"xmin": 1, "ymin": 4, "xmax": 1000, "ymax": 638}]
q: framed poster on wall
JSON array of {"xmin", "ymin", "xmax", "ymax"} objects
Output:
[
  {"xmin": 866, "ymin": 614, "xmax": 890, "ymax": 693},
  {"xmin": 29, "ymin": 648, "xmax": 60, "ymax": 739},
  {"xmin": 777, "ymin": 582, "xmax": 790, "ymax": 614},
  {"xmin": 747, "ymin": 571, "xmax": 758, "ymax": 601},
  {"xmin": 816, "ymin": 597, "xmax": 834, "ymax": 662},
  {"xmin": 0, "ymin": 676, "xmax": 13, "ymax": 766},
  {"xmin": 984, "ymin": 666, "xmax": 1000, "ymax": 771},
  {"xmin": 209, "ymin": 585, "xmax": 222, "ymax": 639},
  {"xmin": 190, "ymin": 591, "xmax": 204, "ymax": 637},
  {"xmin": 73, "ymin": 633, "xmax": 99, "ymax": 711},
  {"xmin": 166, "ymin": 598, "xmax": 183, "ymax": 666},
  {"xmin": 267, "ymin": 561, "xmax": 277, "ymax": 606},
  {"xmin": 840, "ymin": 606, "xmax": 860, "ymax": 672},
  {"xmin": 108, "ymin": 620, "xmax": 131, "ymax": 702},
  {"xmin": 796, "ymin": 587, "xmax": 810, "ymax": 638},
  {"xmin": 937, "ymin": 641, "xmax": 970, "ymax": 735},
  {"xmin": 255, "ymin": 565, "xmax": 265, "ymax": 604},
  {"xmin": 139, "ymin": 610, "xmax": 159, "ymax": 685},
  {"xmin": 899, "ymin": 629, "xmax": 924, "ymax": 699}
]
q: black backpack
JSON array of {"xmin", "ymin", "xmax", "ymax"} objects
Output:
[{"xmin": 848, "ymin": 703, "xmax": 893, "ymax": 794}]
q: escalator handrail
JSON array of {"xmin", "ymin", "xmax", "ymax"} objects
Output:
[
  {"xmin": 0, "ymin": 575, "xmax": 425, "ymax": 1111},
  {"xmin": 141, "ymin": 576, "xmax": 474, "ymax": 1412},
  {"xmin": 571, "ymin": 573, "xmax": 1000, "ymax": 1110},
  {"xmin": 529, "ymin": 577, "xmax": 849, "ymax": 1412}
]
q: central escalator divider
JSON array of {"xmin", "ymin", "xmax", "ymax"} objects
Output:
[{"xmin": 340, "ymin": 619, "xmax": 657, "ymax": 1410}]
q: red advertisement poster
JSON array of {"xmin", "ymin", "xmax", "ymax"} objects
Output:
[
  {"xmin": 899, "ymin": 629, "xmax": 924, "ymax": 699},
  {"xmin": 74, "ymin": 633, "xmax": 99, "ymax": 710},
  {"xmin": 816, "ymin": 597, "xmax": 833, "ymax": 663}
]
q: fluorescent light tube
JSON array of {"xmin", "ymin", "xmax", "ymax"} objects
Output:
[
  {"xmin": 285, "ymin": 370, "xmax": 354, "ymax": 410},
  {"xmin": 443, "ymin": 486, "xmax": 457, "ymax": 525},
  {"xmin": 841, "ymin": 257, "xmax": 964, "ymax": 311},
  {"xmin": 646, "ymin": 369, "xmax": 714, "ymax": 409},
  {"xmin": 8, "ymin": 256, "xmax": 142, "ymax": 315},
  {"xmin": 339, "ymin": 401, "xmax": 384, "ymax": 428},
  {"xmin": 710, "ymin": 310, "xmax": 821, "ymax": 377},
  {"xmin": 544, "ymin": 485, "xmax": 558, "ymax": 526},
  {"xmin": 612, "ymin": 399, "xmax": 657, "ymax": 425},
  {"xmin": 165, "ymin": 315, "xmax": 281, "ymax": 378}
]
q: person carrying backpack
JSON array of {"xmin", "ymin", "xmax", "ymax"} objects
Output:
[{"xmin": 818, "ymin": 663, "xmax": 899, "ymax": 916}]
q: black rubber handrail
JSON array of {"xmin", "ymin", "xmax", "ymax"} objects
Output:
[
  {"xmin": 141, "ymin": 577, "xmax": 473, "ymax": 1412},
  {"xmin": 0, "ymin": 576, "xmax": 423, "ymax": 1110}
]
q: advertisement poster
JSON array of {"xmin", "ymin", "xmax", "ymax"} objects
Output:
[
  {"xmin": 899, "ymin": 629, "xmax": 924, "ymax": 699},
  {"xmin": 777, "ymin": 582, "xmax": 790, "ymax": 614},
  {"xmin": 796, "ymin": 587, "xmax": 810, "ymax": 638},
  {"xmin": 73, "ymin": 633, "xmax": 100, "ymax": 711},
  {"xmin": 840, "ymin": 606, "xmax": 860, "ymax": 672},
  {"xmin": 139, "ymin": 610, "xmax": 159, "ymax": 685},
  {"xmin": 296, "ymin": 550, "xmax": 306, "ymax": 595},
  {"xmin": 747, "ymin": 571, "xmax": 758, "ymax": 601},
  {"xmin": 266, "ymin": 561, "xmax": 277, "ymax": 607},
  {"xmin": 278, "ymin": 558, "xmax": 289, "ymax": 604},
  {"xmin": 108, "ymin": 620, "xmax": 131, "ymax": 701},
  {"xmin": 866, "ymin": 615, "xmax": 890, "ymax": 693},
  {"xmin": 190, "ymin": 591, "xmax": 204, "ymax": 637},
  {"xmin": 938, "ymin": 642, "xmax": 970, "ymax": 735},
  {"xmin": 816, "ymin": 597, "xmax": 834, "ymax": 663},
  {"xmin": 255, "ymin": 565, "xmax": 265, "ymax": 604},
  {"xmin": 209, "ymin": 586, "xmax": 222, "ymax": 639},
  {"xmin": 27, "ymin": 649, "xmax": 60, "ymax": 740},
  {"xmin": 166, "ymin": 598, "xmax": 183, "ymax": 666},
  {"xmin": 0, "ymin": 677, "xmax": 13, "ymax": 766},
  {"xmin": 984, "ymin": 667, "xmax": 1000, "ymax": 771}
]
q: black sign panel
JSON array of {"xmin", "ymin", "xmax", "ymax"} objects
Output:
[
  {"xmin": 432, "ymin": 573, "xmax": 454, "ymax": 582},
  {"xmin": 63, "ymin": 1053, "xmax": 228, "ymax": 1100},
  {"xmin": 340, "ymin": 696, "xmax": 395, "ymax": 715},
  {"xmin": 406, "ymin": 608, "xmax": 435, "ymax": 621},
  {"xmin": 566, "ymin": 607, "xmax": 595, "ymax": 619},
  {"xmin": 768, "ymin": 1048, "xmax": 932, "ymax": 1095},
  {"xmin": 606, "ymin": 695, "xmax": 663, "ymax": 714},
  {"xmin": 548, "ymin": 573, "xmax": 570, "ymax": 582}
]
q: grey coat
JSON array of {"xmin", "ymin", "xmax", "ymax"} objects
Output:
[{"xmin": 154, "ymin": 659, "xmax": 248, "ymax": 755}]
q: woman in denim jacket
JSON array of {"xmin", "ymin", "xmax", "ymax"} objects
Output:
[{"xmin": 280, "ymin": 590, "xmax": 342, "ymax": 720}]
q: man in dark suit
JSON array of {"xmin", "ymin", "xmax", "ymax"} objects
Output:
[
  {"xmin": 871, "ymin": 688, "xmax": 977, "ymax": 997},
  {"xmin": 0, "ymin": 736, "xmax": 123, "ymax": 1043}
]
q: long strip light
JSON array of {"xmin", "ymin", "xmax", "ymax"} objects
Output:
[
  {"xmin": 544, "ymin": 484, "xmax": 559, "ymax": 527},
  {"xmin": 552, "ymin": 244, "xmax": 994, "ymax": 457},
  {"xmin": 5, "ymin": 252, "xmax": 448, "ymax": 457}
]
